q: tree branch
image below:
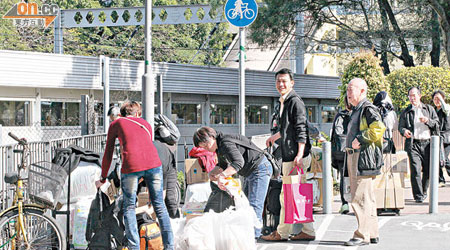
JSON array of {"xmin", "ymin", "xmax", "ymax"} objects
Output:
[{"xmin": 380, "ymin": 0, "xmax": 415, "ymax": 66}]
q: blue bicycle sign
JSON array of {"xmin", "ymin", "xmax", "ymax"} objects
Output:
[{"xmin": 224, "ymin": 0, "xmax": 258, "ymax": 27}]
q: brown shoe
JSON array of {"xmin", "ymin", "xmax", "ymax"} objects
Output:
[
  {"xmin": 260, "ymin": 231, "xmax": 288, "ymax": 241},
  {"xmin": 290, "ymin": 232, "xmax": 316, "ymax": 241}
]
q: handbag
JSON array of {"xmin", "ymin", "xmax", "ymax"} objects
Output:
[
  {"xmin": 283, "ymin": 166, "xmax": 314, "ymax": 224},
  {"xmin": 221, "ymin": 137, "xmax": 281, "ymax": 179}
]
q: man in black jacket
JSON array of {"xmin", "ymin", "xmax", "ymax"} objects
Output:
[
  {"xmin": 399, "ymin": 87, "xmax": 440, "ymax": 203},
  {"xmin": 262, "ymin": 68, "xmax": 315, "ymax": 242},
  {"xmin": 344, "ymin": 78, "xmax": 385, "ymax": 246}
]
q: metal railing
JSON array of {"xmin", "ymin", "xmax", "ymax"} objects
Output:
[{"xmin": 0, "ymin": 133, "xmax": 107, "ymax": 210}]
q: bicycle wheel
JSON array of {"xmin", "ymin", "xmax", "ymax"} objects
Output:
[
  {"xmin": 0, "ymin": 208, "xmax": 66, "ymax": 250},
  {"xmin": 227, "ymin": 9, "xmax": 238, "ymax": 19},
  {"xmin": 244, "ymin": 9, "xmax": 255, "ymax": 19}
]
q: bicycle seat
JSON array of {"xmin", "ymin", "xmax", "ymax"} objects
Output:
[{"xmin": 4, "ymin": 172, "xmax": 19, "ymax": 184}]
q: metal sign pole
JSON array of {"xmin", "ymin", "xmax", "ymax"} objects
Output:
[
  {"xmin": 224, "ymin": 0, "xmax": 258, "ymax": 136},
  {"xmin": 142, "ymin": 0, "xmax": 155, "ymax": 138},
  {"xmin": 239, "ymin": 27, "xmax": 246, "ymax": 136}
]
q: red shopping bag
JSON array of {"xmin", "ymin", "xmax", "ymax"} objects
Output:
[{"xmin": 283, "ymin": 166, "xmax": 314, "ymax": 224}]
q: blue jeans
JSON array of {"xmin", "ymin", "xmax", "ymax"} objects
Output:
[
  {"xmin": 243, "ymin": 156, "xmax": 272, "ymax": 238},
  {"xmin": 121, "ymin": 166, "xmax": 174, "ymax": 250}
]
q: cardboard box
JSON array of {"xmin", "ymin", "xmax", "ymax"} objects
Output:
[
  {"xmin": 383, "ymin": 152, "xmax": 409, "ymax": 173},
  {"xmin": 306, "ymin": 178, "xmax": 324, "ymax": 206},
  {"xmin": 185, "ymin": 159, "xmax": 209, "ymax": 185},
  {"xmin": 309, "ymin": 147, "xmax": 322, "ymax": 175},
  {"xmin": 382, "ymin": 152, "xmax": 410, "ymax": 188},
  {"xmin": 185, "ymin": 213, "xmax": 203, "ymax": 223},
  {"xmin": 374, "ymin": 172, "xmax": 405, "ymax": 209}
]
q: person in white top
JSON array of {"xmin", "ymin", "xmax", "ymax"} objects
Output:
[{"xmin": 399, "ymin": 87, "xmax": 440, "ymax": 203}]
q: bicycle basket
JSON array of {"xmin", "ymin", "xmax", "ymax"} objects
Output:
[{"xmin": 28, "ymin": 161, "xmax": 68, "ymax": 208}]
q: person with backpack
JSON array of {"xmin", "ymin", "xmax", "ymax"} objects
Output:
[
  {"xmin": 331, "ymin": 95, "xmax": 351, "ymax": 214},
  {"xmin": 432, "ymin": 90, "xmax": 450, "ymax": 187},
  {"xmin": 373, "ymin": 91, "xmax": 398, "ymax": 155},
  {"xmin": 193, "ymin": 126, "xmax": 272, "ymax": 240},
  {"xmin": 95, "ymin": 101, "xmax": 174, "ymax": 250}
]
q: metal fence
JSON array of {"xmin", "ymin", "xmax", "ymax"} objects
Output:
[{"xmin": 0, "ymin": 133, "xmax": 107, "ymax": 210}]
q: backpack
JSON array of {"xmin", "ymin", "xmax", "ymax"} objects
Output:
[
  {"xmin": 154, "ymin": 114, "xmax": 180, "ymax": 145},
  {"xmin": 331, "ymin": 110, "xmax": 351, "ymax": 166},
  {"xmin": 137, "ymin": 213, "xmax": 163, "ymax": 250}
]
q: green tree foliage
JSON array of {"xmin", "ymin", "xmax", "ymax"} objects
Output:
[
  {"xmin": 387, "ymin": 66, "xmax": 450, "ymax": 110},
  {"xmin": 0, "ymin": 0, "xmax": 232, "ymax": 66},
  {"xmin": 339, "ymin": 51, "xmax": 387, "ymax": 107}
]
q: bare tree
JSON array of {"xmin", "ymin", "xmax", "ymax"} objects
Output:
[
  {"xmin": 249, "ymin": 0, "xmax": 445, "ymax": 72},
  {"xmin": 426, "ymin": 0, "xmax": 450, "ymax": 65}
]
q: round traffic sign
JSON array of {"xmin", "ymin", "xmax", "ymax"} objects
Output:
[{"xmin": 224, "ymin": 0, "xmax": 258, "ymax": 27}]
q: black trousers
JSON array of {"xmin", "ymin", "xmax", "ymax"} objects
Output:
[
  {"xmin": 335, "ymin": 159, "xmax": 348, "ymax": 205},
  {"xmin": 407, "ymin": 140, "xmax": 431, "ymax": 200}
]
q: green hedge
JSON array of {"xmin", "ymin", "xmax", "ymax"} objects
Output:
[
  {"xmin": 340, "ymin": 51, "xmax": 388, "ymax": 107},
  {"xmin": 387, "ymin": 66, "xmax": 450, "ymax": 110}
]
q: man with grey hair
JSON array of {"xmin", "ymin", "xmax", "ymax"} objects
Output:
[
  {"xmin": 107, "ymin": 106, "xmax": 120, "ymax": 121},
  {"xmin": 345, "ymin": 78, "xmax": 385, "ymax": 246}
]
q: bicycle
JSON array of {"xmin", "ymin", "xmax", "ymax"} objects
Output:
[
  {"xmin": 0, "ymin": 132, "xmax": 66, "ymax": 249},
  {"xmin": 227, "ymin": 3, "xmax": 255, "ymax": 20}
]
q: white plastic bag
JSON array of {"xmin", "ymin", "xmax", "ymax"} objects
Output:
[
  {"xmin": 72, "ymin": 198, "xmax": 92, "ymax": 249},
  {"xmin": 180, "ymin": 214, "xmax": 216, "ymax": 250},
  {"xmin": 178, "ymin": 206, "xmax": 258, "ymax": 250},
  {"xmin": 54, "ymin": 203, "xmax": 77, "ymax": 236},
  {"xmin": 184, "ymin": 182, "xmax": 212, "ymax": 203},
  {"xmin": 213, "ymin": 207, "xmax": 257, "ymax": 250},
  {"xmin": 58, "ymin": 161, "xmax": 108, "ymax": 204},
  {"xmin": 175, "ymin": 189, "xmax": 259, "ymax": 250},
  {"xmin": 170, "ymin": 218, "xmax": 187, "ymax": 250}
]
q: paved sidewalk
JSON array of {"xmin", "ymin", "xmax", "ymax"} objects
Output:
[
  {"xmin": 256, "ymin": 173, "xmax": 450, "ymax": 249},
  {"xmin": 328, "ymin": 173, "xmax": 450, "ymax": 215}
]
